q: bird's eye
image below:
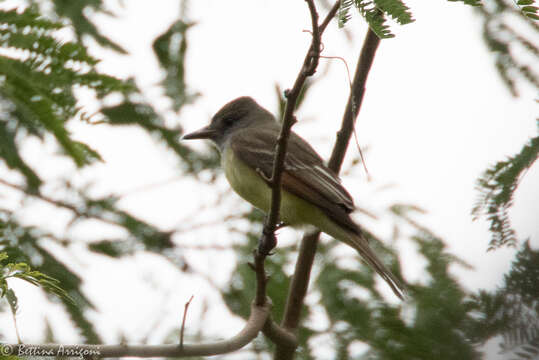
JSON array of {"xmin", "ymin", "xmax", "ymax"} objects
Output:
[{"xmin": 223, "ymin": 117, "xmax": 234, "ymax": 126}]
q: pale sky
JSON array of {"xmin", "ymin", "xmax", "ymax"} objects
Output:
[{"xmin": 1, "ymin": 1, "xmax": 538, "ymax": 358}]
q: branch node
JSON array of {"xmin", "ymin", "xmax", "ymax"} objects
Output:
[{"xmin": 262, "ymin": 317, "xmax": 298, "ymax": 349}]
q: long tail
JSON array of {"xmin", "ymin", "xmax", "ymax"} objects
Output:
[{"xmin": 345, "ymin": 232, "xmax": 406, "ymax": 300}]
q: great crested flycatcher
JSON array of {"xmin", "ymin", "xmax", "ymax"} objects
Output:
[{"xmin": 183, "ymin": 96, "xmax": 404, "ymax": 299}]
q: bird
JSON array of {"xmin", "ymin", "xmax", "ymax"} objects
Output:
[{"xmin": 182, "ymin": 96, "xmax": 405, "ymax": 299}]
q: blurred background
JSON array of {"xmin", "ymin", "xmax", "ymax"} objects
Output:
[{"xmin": 0, "ymin": 0, "xmax": 537, "ymax": 359}]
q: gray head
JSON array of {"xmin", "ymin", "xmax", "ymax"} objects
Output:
[{"xmin": 182, "ymin": 97, "xmax": 275, "ymax": 149}]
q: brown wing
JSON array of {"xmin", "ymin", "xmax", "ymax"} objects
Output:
[{"xmin": 231, "ymin": 125, "xmax": 360, "ymax": 234}]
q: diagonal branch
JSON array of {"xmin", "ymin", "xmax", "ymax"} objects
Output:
[
  {"xmin": 258, "ymin": 0, "xmax": 339, "ymax": 255},
  {"xmin": 4, "ymin": 302, "xmax": 271, "ymax": 358},
  {"xmin": 273, "ymin": 28, "xmax": 382, "ymax": 360}
]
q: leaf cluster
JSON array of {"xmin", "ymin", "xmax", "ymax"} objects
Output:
[
  {"xmin": 476, "ymin": 0, "xmax": 539, "ymax": 96},
  {"xmin": 515, "ymin": 0, "xmax": 539, "ymax": 20},
  {"xmin": 0, "ymin": 250, "xmax": 74, "ymax": 333},
  {"xmin": 31, "ymin": 0, "xmax": 127, "ymax": 53},
  {"xmin": 153, "ymin": 19, "xmax": 200, "ymax": 113},
  {"xmin": 0, "ymin": 0, "xmax": 215, "ymax": 342},
  {"xmin": 466, "ymin": 241, "xmax": 539, "ymax": 360},
  {"xmin": 0, "ymin": 210, "xmax": 101, "ymax": 342},
  {"xmin": 0, "ymin": 6, "xmax": 130, "ymax": 192},
  {"xmin": 338, "ymin": 0, "xmax": 414, "ymax": 38},
  {"xmin": 472, "ymin": 121, "xmax": 538, "ymax": 250},
  {"xmin": 223, "ymin": 201, "xmax": 487, "ymax": 359}
]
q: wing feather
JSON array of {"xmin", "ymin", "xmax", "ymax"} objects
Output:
[{"xmin": 230, "ymin": 125, "xmax": 359, "ymax": 233}]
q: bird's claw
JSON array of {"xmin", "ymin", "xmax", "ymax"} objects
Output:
[{"xmin": 258, "ymin": 229, "xmax": 277, "ymax": 256}]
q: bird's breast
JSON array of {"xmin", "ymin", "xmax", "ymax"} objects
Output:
[
  {"xmin": 222, "ymin": 145, "xmax": 272, "ymax": 212},
  {"xmin": 221, "ymin": 145, "xmax": 330, "ymax": 228}
]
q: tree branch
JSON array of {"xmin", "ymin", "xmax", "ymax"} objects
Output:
[
  {"xmin": 258, "ymin": 0, "xmax": 320, "ymax": 255},
  {"xmin": 2, "ymin": 302, "xmax": 271, "ymax": 358},
  {"xmin": 253, "ymin": 249, "xmax": 270, "ymax": 306},
  {"xmin": 258, "ymin": 0, "xmax": 338, "ymax": 256},
  {"xmin": 329, "ymin": 29, "xmax": 380, "ymax": 172},
  {"xmin": 262, "ymin": 317, "xmax": 298, "ymax": 349},
  {"xmin": 273, "ymin": 28, "xmax": 381, "ymax": 360}
]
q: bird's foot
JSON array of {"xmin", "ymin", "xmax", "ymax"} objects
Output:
[{"xmin": 258, "ymin": 228, "xmax": 277, "ymax": 256}]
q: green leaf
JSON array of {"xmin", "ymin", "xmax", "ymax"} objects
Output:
[
  {"xmin": 338, "ymin": 0, "xmax": 355, "ymax": 28},
  {"xmin": 152, "ymin": 19, "xmax": 199, "ymax": 112},
  {"xmin": 49, "ymin": 0, "xmax": 127, "ymax": 54},
  {"xmin": 0, "ymin": 7, "xmax": 130, "ymax": 187},
  {"xmin": 517, "ymin": 0, "xmax": 534, "ymax": 5},
  {"xmin": 339, "ymin": 0, "xmax": 412, "ymax": 38},
  {"xmin": 374, "ymin": 0, "xmax": 415, "ymax": 25},
  {"xmin": 70, "ymin": 141, "xmax": 104, "ymax": 164},
  {"xmin": 472, "ymin": 122, "xmax": 538, "ymax": 250},
  {"xmin": 521, "ymin": 5, "xmax": 539, "ymax": 12},
  {"xmin": 447, "ymin": 0, "xmax": 482, "ymax": 6},
  {"xmin": 467, "ymin": 242, "xmax": 539, "ymax": 355},
  {"xmin": 88, "ymin": 239, "xmax": 135, "ymax": 258}
]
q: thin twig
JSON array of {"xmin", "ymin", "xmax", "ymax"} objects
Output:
[
  {"xmin": 274, "ymin": 28, "xmax": 382, "ymax": 360},
  {"xmin": 319, "ymin": 1, "xmax": 341, "ymax": 33},
  {"xmin": 320, "ymin": 54, "xmax": 370, "ymax": 177},
  {"xmin": 179, "ymin": 295, "xmax": 194, "ymax": 348}
]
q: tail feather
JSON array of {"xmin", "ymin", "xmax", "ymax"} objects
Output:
[{"xmin": 345, "ymin": 232, "xmax": 406, "ymax": 300}]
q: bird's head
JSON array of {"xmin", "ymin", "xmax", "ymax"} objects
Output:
[{"xmin": 182, "ymin": 97, "xmax": 274, "ymax": 148}]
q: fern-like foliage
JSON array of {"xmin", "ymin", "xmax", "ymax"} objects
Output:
[
  {"xmin": 476, "ymin": 0, "xmax": 539, "ymax": 96},
  {"xmin": 339, "ymin": 0, "xmax": 486, "ymax": 38},
  {"xmin": 153, "ymin": 19, "xmax": 200, "ymax": 112},
  {"xmin": 0, "ymin": 249, "xmax": 74, "ymax": 342},
  {"xmin": 0, "ymin": 6, "xmax": 128, "ymax": 192},
  {"xmin": 0, "ymin": 210, "xmax": 101, "ymax": 343},
  {"xmin": 32, "ymin": 0, "xmax": 127, "ymax": 53},
  {"xmin": 516, "ymin": 0, "xmax": 539, "ymax": 20},
  {"xmin": 0, "ymin": 252, "xmax": 73, "ymax": 302},
  {"xmin": 447, "ymin": 0, "xmax": 482, "ymax": 7},
  {"xmin": 472, "ymin": 121, "xmax": 538, "ymax": 250},
  {"xmin": 374, "ymin": 0, "xmax": 414, "ymax": 24},
  {"xmin": 467, "ymin": 241, "xmax": 539, "ymax": 360},
  {"xmin": 223, "ymin": 203, "xmax": 487, "ymax": 359},
  {"xmin": 0, "ymin": 3, "xmax": 212, "ymax": 344},
  {"xmin": 339, "ymin": 0, "xmax": 414, "ymax": 38}
]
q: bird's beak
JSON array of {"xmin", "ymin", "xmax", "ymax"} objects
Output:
[{"xmin": 182, "ymin": 125, "xmax": 217, "ymax": 140}]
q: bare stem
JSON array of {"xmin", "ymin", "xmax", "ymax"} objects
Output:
[
  {"xmin": 273, "ymin": 28, "xmax": 381, "ymax": 360},
  {"xmin": 259, "ymin": 0, "xmax": 338, "ymax": 257},
  {"xmin": 3, "ymin": 302, "xmax": 271, "ymax": 358}
]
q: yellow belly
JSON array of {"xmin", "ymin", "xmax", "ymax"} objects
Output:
[{"xmin": 222, "ymin": 146, "xmax": 325, "ymax": 226}]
